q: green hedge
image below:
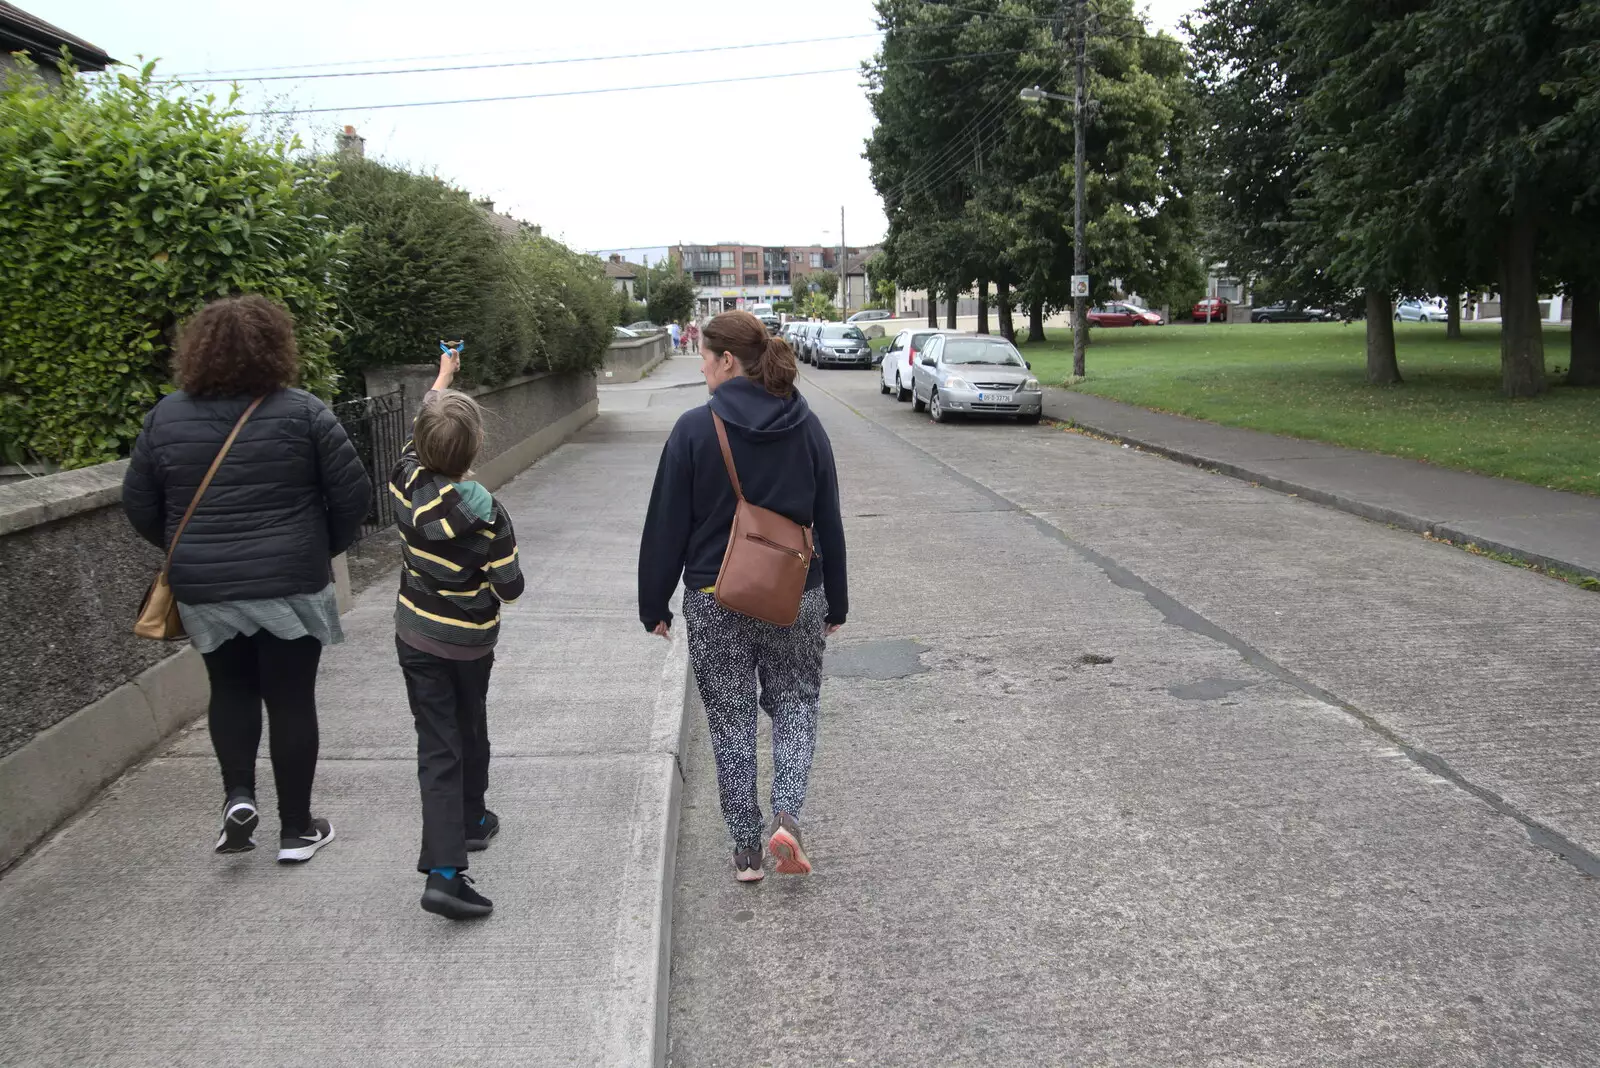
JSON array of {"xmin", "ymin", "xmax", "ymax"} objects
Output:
[
  {"xmin": 0, "ymin": 60, "xmax": 341, "ymax": 467},
  {"xmin": 2, "ymin": 62, "xmax": 613, "ymax": 468}
]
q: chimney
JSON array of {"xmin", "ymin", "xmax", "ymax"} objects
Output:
[{"xmin": 336, "ymin": 125, "xmax": 365, "ymax": 158}]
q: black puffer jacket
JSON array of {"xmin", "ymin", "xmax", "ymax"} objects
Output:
[{"xmin": 123, "ymin": 388, "xmax": 372, "ymax": 604}]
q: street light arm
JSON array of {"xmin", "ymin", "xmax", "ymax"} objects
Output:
[{"xmin": 1019, "ymin": 85, "xmax": 1072, "ymax": 103}]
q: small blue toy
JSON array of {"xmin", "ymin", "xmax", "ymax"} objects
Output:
[{"xmin": 439, "ymin": 338, "xmax": 465, "ymax": 355}]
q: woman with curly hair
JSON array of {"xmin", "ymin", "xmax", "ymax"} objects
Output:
[{"xmin": 123, "ymin": 295, "xmax": 372, "ymax": 863}]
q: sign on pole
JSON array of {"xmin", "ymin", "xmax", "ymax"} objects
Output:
[{"xmin": 1071, "ymin": 275, "xmax": 1090, "ymax": 297}]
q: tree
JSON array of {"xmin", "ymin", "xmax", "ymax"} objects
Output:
[
  {"xmin": 647, "ymin": 271, "xmax": 697, "ymax": 326},
  {"xmin": 799, "ymin": 268, "xmax": 839, "ymax": 301},
  {"xmin": 867, "ymin": 0, "xmax": 1200, "ymax": 363}
]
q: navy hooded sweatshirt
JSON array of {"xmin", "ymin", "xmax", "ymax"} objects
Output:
[{"xmin": 638, "ymin": 375, "xmax": 847, "ymax": 630}]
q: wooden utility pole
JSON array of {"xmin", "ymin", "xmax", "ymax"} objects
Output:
[
  {"xmin": 1071, "ymin": 0, "xmax": 1088, "ymax": 377},
  {"xmin": 839, "ymin": 205, "xmax": 847, "ymax": 318}
]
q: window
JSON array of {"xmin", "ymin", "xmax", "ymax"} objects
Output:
[
  {"xmin": 743, "ymin": 273, "xmax": 759, "ymax": 286},
  {"xmin": 743, "ymin": 251, "xmax": 757, "ymax": 266},
  {"xmin": 718, "ymin": 251, "xmax": 735, "ymax": 267},
  {"xmin": 810, "ymin": 252, "xmax": 823, "ymax": 268},
  {"xmin": 721, "ymin": 273, "xmax": 736, "ymax": 287}
]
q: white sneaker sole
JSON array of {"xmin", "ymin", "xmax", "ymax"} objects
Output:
[
  {"xmin": 215, "ymin": 801, "xmax": 259, "ymax": 854},
  {"xmin": 277, "ymin": 824, "xmax": 335, "ymax": 863}
]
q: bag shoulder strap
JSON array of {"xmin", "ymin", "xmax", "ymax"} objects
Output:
[
  {"xmin": 162, "ymin": 396, "xmax": 265, "ymax": 573},
  {"xmin": 710, "ymin": 411, "xmax": 743, "ymax": 501}
]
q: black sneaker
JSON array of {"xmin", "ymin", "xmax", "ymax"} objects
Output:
[
  {"xmin": 214, "ymin": 791, "xmax": 259, "ymax": 854},
  {"xmin": 277, "ymin": 817, "xmax": 335, "ymax": 863},
  {"xmin": 734, "ymin": 846, "xmax": 765, "ymax": 883},
  {"xmin": 466, "ymin": 810, "xmax": 500, "ymax": 852},
  {"xmin": 421, "ymin": 872, "xmax": 494, "ymax": 919}
]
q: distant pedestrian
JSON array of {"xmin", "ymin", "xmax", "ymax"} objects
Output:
[
  {"xmin": 670, "ymin": 321, "xmax": 682, "ymax": 352},
  {"xmin": 123, "ymin": 295, "xmax": 371, "ymax": 863},
  {"xmin": 638, "ymin": 310, "xmax": 848, "ymax": 883},
  {"xmin": 390, "ymin": 345, "xmax": 524, "ymax": 920},
  {"xmin": 685, "ymin": 320, "xmax": 700, "ymax": 354}
]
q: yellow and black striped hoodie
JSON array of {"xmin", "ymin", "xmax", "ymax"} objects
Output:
[{"xmin": 389, "ymin": 440, "xmax": 523, "ymax": 651}]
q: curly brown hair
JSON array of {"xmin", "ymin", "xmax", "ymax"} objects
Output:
[{"xmin": 173, "ymin": 295, "xmax": 300, "ymax": 396}]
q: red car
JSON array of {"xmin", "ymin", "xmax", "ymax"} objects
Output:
[
  {"xmin": 1193, "ymin": 297, "xmax": 1230, "ymax": 322},
  {"xmin": 1087, "ymin": 302, "xmax": 1164, "ymax": 327}
]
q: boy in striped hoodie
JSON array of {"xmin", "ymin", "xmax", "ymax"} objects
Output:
[{"xmin": 390, "ymin": 347, "xmax": 523, "ymax": 919}]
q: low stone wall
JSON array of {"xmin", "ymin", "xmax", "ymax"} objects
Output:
[
  {"xmin": 0, "ymin": 369, "xmax": 596, "ymax": 869},
  {"xmin": 601, "ymin": 333, "xmax": 670, "ymax": 383}
]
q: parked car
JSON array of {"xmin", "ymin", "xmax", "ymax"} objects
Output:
[
  {"xmin": 780, "ymin": 322, "xmax": 806, "ymax": 351},
  {"xmin": 911, "ymin": 334, "xmax": 1042, "ymax": 424},
  {"xmin": 626, "ymin": 320, "xmax": 660, "ymax": 332},
  {"xmin": 1192, "ymin": 297, "xmax": 1230, "ymax": 322},
  {"xmin": 755, "ymin": 313, "xmax": 781, "ymax": 335},
  {"xmin": 1086, "ymin": 302, "xmax": 1163, "ymax": 327},
  {"xmin": 1251, "ymin": 303, "xmax": 1335, "ymax": 323},
  {"xmin": 613, "ymin": 325, "xmax": 640, "ymax": 339},
  {"xmin": 1395, "ymin": 299, "xmax": 1449, "ymax": 322},
  {"xmin": 879, "ymin": 328, "xmax": 947, "ymax": 401},
  {"xmin": 796, "ymin": 323, "xmax": 819, "ymax": 364},
  {"xmin": 813, "ymin": 324, "xmax": 874, "ymax": 368},
  {"xmin": 847, "ymin": 309, "xmax": 893, "ymax": 324}
]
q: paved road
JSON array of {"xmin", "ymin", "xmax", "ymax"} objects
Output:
[{"xmin": 666, "ymin": 364, "xmax": 1600, "ymax": 1066}]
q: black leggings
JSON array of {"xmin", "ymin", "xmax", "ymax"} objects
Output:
[{"xmin": 200, "ymin": 632, "xmax": 323, "ymax": 834}]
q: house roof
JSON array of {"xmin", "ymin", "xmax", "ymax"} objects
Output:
[
  {"xmin": 481, "ymin": 209, "xmax": 526, "ymax": 239},
  {"xmin": 603, "ymin": 260, "xmax": 640, "ymax": 280},
  {"xmin": 0, "ymin": 2, "xmax": 114, "ymax": 70},
  {"xmin": 844, "ymin": 247, "xmax": 881, "ymax": 276}
]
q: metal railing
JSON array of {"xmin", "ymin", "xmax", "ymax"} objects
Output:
[{"xmin": 332, "ymin": 388, "xmax": 408, "ymax": 540}]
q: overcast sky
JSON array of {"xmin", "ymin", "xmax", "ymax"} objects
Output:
[{"xmin": 36, "ymin": 0, "xmax": 1196, "ymax": 253}]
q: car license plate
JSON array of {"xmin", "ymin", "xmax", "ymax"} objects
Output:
[{"xmin": 978, "ymin": 391, "xmax": 1011, "ymax": 402}]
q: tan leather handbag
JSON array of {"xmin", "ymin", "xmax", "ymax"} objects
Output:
[
  {"xmin": 134, "ymin": 397, "xmax": 264, "ymax": 640},
  {"xmin": 710, "ymin": 412, "xmax": 814, "ymax": 627}
]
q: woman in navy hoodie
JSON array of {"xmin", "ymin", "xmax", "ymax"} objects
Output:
[{"xmin": 639, "ymin": 310, "xmax": 847, "ymax": 882}]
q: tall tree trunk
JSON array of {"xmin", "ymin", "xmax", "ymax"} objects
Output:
[
  {"xmin": 1027, "ymin": 295, "xmax": 1045, "ymax": 343},
  {"xmin": 926, "ymin": 284, "xmax": 938, "ymax": 327},
  {"xmin": 1365, "ymin": 290, "xmax": 1402, "ymax": 384},
  {"xmin": 1569, "ymin": 282, "xmax": 1600, "ymax": 387},
  {"xmin": 976, "ymin": 277, "xmax": 990, "ymax": 334},
  {"xmin": 1498, "ymin": 213, "xmax": 1547, "ymax": 397},
  {"xmin": 1446, "ymin": 292, "xmax": 1462, "ymax": 340},
  {"xmin": 997, "ymin": 277, "xmax": 1015, "ymax": 341},
  {"xmin": 946, "ymin": 280, "xmax": 958, "ymax": 329}
]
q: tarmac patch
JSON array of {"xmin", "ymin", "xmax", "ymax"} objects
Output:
[
  {"xmin": 824, "ymin": 639, "xmax": 931, "ymax": 680},
  {"xmin": 1168, "ymin": 676, "xmax": 1256, "ymax": 701}
]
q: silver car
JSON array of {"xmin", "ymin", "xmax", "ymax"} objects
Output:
[
  {"xmin": 911, "ymin": 335, "xmax": 1042, "ymax": 424},
  {"xmin": 814, "ymin": 324, "xmax": 874, "ymax": 368},
  {"xmin": 1396, "ymin": 298, "xmax": 1448, "ymax": 322}
]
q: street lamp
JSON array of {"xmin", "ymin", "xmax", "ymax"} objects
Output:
[{"xmin": 1021, "ymin": 72, "xmax": 1089, "ymax": 378}]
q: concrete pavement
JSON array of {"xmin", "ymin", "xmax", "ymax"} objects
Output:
[
  {"xmin": 1043, "ymin": 389, "xmax": 1600, "ymax": 582},
  {"xmin": 666, "ymin": 364, "xmax": 1600, "ymax": 1066},
  {"xmin": 0, "ymin": 362, "xmax": 708, "ymax": 1067}
]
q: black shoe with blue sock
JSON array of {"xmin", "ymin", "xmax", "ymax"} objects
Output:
[
  {"xmin": 421, "ymin": 868, "xmax": 493, "ymax": 919},
  {"xmin": 466, "ymin": 810, "xmax": 499, "ymax": 852}
]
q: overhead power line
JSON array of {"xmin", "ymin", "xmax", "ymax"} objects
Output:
[
  {"xmin": 887, "ymin": 66, "xmax": 1041, "ymax": 202},
  {"xmin": 245, "ymin": 48, "xmax": 1040, "ymax": 116},
  {"xmin": 179, "ymin": 33, "xmax": 883, "ymax": 84}
]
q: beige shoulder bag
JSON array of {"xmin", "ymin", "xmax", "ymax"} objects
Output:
[{"xmin": 134, "ymin": 397, "xmax": 265, "ymax": 640}]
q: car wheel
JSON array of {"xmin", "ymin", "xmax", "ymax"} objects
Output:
[
  {"xmin": 896, "ymin": 375, "xmax": 911, "ymax": 403},
  {"xmin": 880, "ymin": 374, "xmax": 891, "ymax": 395},
  {"xmin": 912, "ymin": 386, "xmax": 926, "ymax": 413},
  {"xmin": 929, "ymin": 390, "xmax": 948, "ymax": 423}
]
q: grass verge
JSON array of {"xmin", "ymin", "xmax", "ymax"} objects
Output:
[{"xmin": 1015, "ymin": 321, "xmax": 1598, "ymax": 494}]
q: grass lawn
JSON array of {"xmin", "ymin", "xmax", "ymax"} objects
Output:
[{"xmin": 1013, "ymin": 321, "xmax": 1599, "ymax": 495}]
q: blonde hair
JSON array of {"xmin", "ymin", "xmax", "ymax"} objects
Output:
[{"xmin": 414, "ymin": 389, "xmax": 484, "ymax": 478}]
